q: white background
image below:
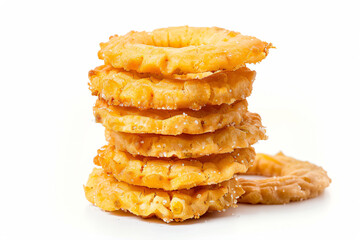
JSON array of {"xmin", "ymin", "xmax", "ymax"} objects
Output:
[{"xmin": 1, "ymin": 0, "xmax": 359, "ymax": 239}]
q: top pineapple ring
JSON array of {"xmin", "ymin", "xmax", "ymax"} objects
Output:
[{"xmin": 98, "ymin": 26, "xmax": 272, "ymax": 75}]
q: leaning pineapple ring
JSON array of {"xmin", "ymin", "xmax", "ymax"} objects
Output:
[
  {"xmin": 236, "ymin": 152, "xmax": 331, "ymax": 204},
  {"xmin": 98, "ymin": 26, "xmax": 272, "ymax": 75}
]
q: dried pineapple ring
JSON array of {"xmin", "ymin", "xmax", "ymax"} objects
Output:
[
  {"xmin": 84, "ymin": 168, "xmax": 245, "ymax": 222},
  {"xmin": 236, "ymin": 152, "xmax": 331, "ymax": 204},
  {"xmin": 94, "ymin": 98, "xmax": 248, "ymax": 135},
  {"xmin": 107, "ymin": 112, "xmax": 267, "ymax": 159},
  {"xmin": 94, "ymin": 145, "xmax": 254, "ymax": 190},
  {"xmin": 98, "ymin": 26, "xmax": 272, "ymax": 75},
  {"xmin": 89, "ymin": 65, "xmax": 255, "ymax": 110}
]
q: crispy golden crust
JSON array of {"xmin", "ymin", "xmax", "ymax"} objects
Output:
[
  {"xmin": 107, "ymin": 112, "xmax": 267, "ymax": 159},
  {"xmin": 98, "ymin": 26, "xmax": 272, "ymax": 75},
  {"xmin": 94, "ymin": 145, "xmax": 254, "ymax": 190},
  {"xmin": 84, "ymin": 168, "xmax": 245, "ymax": 222},
  {"xmin": 236, "ymin": 152, "xmax": 331, "ymax": 204},
  {"xmin": 94, "ymin": 98, "xmax": 248, "ymax": 135},
  {"xmin": 89, "ymin": 65, "xmax": 255, "ymax": 110}
]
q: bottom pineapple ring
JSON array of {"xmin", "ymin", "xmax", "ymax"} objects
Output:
[
  {"xmin": 84, "ymin": 153, "xmax": 331, "ymax": 222},
  {"xmin": 84, "ymin": 168, "xmax": 245, "ymax": 222}
]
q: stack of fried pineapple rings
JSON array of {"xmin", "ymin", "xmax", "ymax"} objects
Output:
[{"xmin": 84, "ymin": 26, "xmax": 331, "ymax": 223}]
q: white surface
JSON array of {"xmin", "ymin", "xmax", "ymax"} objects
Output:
[{"xmin": 1, "ymin": 0, "xmax": 359, "ymax": 239}]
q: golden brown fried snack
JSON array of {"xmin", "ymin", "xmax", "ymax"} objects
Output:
[
  {"xmin": 237, "ymin": 152, "xmax": 331, "ymax": 204},
  {"xmin": 98, "ymin": 26, "xmax": 272, "ymax": 75},
  {"xmin": 84, "ymin": 168, "xmax": 245, "ymax": 222},
  {"xmin": 94, "ymin": 145, "xmax": 254, "ymax": 190},
  {"xmin": 94, "ymin": 98, "xmax": 248, "ymax": 135},
  {"xmin": 107, "ymin": 112, "xmax": 266, "ymax": 158},
  {"xmin": 89, "ymin": 65, "xmax": 255, "ymax": 110}
]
